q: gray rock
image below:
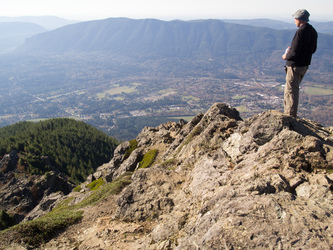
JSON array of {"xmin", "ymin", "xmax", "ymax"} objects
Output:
[
  {"xmin": 27, "ymin": 103, "xmax": 333, "ymax": 249},
  {"xmin": 113, "ymin": 104, "xmax": 333, "ymax": 249},
  {"xmin": 0, "ymin": 170, "xmax": 73, "ymax": 223}
]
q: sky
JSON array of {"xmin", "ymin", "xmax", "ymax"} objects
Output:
[{"xmin": 1, "ymin": 0, "xmax": 332, "ymax": 22}]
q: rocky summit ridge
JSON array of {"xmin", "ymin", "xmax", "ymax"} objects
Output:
[{"xmin": 9, "ymin": 103, "xmax": 333, "ymax": 249}]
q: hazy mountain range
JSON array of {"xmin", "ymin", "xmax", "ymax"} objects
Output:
[
  {"xmin": 0, "ymin": 16, "xmax": 78, "ymax": 54},
  {"xmin": 0, "ymin": 22, "xmax": 45, "ymax": 54},
  {"xmin": 9, "ymin": 17, "xmax": 333, "ymax": 71},
  {"xmin": 15, "ymin": 18, "xmax": 292, "ymax": 56},
  {"xmin": 223, "ymin": 19, "xmax": 333, "ymax": 34},
  {"xmin": 0, "ymin": 17, "xmax": 332, "ymax": 136},
  {"xmin": 1, "ymin": 16, "xmax": 333, "ymax": 55},
  {"xmin": 10, "ymin": 18, "xmax": 331, "ymax": 56},
  {"xmin": 0, "ymin": 16, "xmax": 79, "ymax": 30}
]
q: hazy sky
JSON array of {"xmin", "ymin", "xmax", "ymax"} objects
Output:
[{"xmin": 2, "ymin": 0, "xmax": 332, "ymax": 22}]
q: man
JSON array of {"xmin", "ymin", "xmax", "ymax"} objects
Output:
[{"xmin": 282, "ymin": 9, "xmax": 317, "ymax": 117}]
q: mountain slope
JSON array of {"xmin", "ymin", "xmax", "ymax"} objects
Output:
[
  {"xmin": 14, "ymin": 18, "xmax": 333, "ymax": 58},
  {"xmin": 0, "ymin": 118, "xmax": 118, "ymax": 229},
  {"xmin": 222, "ymin": 18, "xmax": 295, "ymax": 30},
  {"xmin": 0, "ymin": 16, "xmax": 79, "ymax": 30},
  {"xmin": 0, "ymin": 118, "xmax": 118, "ymax": 183},
  {"xmin": 223, "ymin": 19, "xmax": 333, "ymax": 34},
  {"xmin": 14, "ymin": 18, "xmax": 295, "ymax": 57},
  {"xmin": 0, "ymin": 22, "xmax": 45, "ymax": 53},
  {"xmin": 11, "ymin": 17, "xmax": 333, "ymax": 73},
  {"xmin": 2, "ymin": 103, "xmax": 332, "ymax": 249}
]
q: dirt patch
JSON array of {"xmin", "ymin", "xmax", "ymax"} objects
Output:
[{"xmin": 40, "ymin": 194, "xmax": 154, "ymax": 249}]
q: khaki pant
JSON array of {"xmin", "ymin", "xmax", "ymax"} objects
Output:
[{"xmin": 284, "ymin": 66, "xmax": 308, "ymax": 117}]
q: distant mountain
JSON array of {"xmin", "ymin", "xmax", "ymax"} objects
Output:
[
  {"xmin": 14, "ymin": 18, "xmax": 295, "ymax": 57},
  {"xmin": 1, "ymin": 17, "xmax": 332, "ymax": 135},
  {"xmin": 223, "ymin": 19, "xmax": 333, "ymax": 34},
  {"xmin": 222, "ymin": 18, "xmax": 295, "ymax": 30},
  {"xmin": 312, "ymin": 21, "xmax": 333, "ymax": 35},
  {"xmin": 0, "ymin": 16, "xmax": 79, "ymax": 30},
  {"xmin": 13, "ymin": 18, "xmax": 333, "ymax": 66},
  {"xmin": 0, "ymin": 22, "xmax": 46, "ymax": 53}
]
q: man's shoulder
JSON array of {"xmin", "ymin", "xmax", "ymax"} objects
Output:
[
  {"xmin": 299, "ymin": 23, "xmax": 317, "ymax": 34},
  {"xmin": 305, "ymin": 23, "xmax": 316, "ymax": 31},
  {"xmin": 307, "ymin": 24, "xmax": 318, "ymax": 36}
]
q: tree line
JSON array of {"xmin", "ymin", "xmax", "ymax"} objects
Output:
[{"xmin": 0, "ymin": 118, "xmax": 119, "ymax": 184}]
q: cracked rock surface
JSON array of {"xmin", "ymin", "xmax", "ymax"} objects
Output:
[{"xmin": 35, "ymin": 103, "xmax": 333, "ymax": 249}]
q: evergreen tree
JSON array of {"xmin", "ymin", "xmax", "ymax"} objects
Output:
[{"xmin": 0, "ymin": 118, "xmax": 119, "ymax": 184}]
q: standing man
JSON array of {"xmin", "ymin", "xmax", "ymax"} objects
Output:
[{"xmin": 282, "ymin": 9, "xmax": 317, "ymax": 117}]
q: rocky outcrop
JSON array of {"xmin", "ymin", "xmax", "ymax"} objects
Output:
[
  {"xmin": 26, "ymin": 103, "xmax": 333, "ymax": 249},
  {"xmin": 92, "ymin": 119, "xmax": 188, "ymax": 184},
  {"xmin": 110, "ymin": 103, "xmax": 333, "ymax": 249},
  {"xmin": 0, "ymin": 166, "xmax": 74, "ymax": 223}
]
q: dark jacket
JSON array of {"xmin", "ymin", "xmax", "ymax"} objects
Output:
[{"xmin": 286, "ymin": 23, "xmax": 318, "ymax": 67}]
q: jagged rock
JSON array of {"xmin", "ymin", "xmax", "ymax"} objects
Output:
[
  {"xmin": 112, "ymin": 103, "xmax": 333, "ymax": 249},
  {"xmin": 327, "ymin": 126, "xmax": 333, "ymax": 134},
  {"xmin": 162, "ymin": 113, "xmax": 203, "ymax": 159},
  {"xmin": 26, "ymin": 103, "xmax": 333, "ymax": 249},
  {"xmin": 102, "ymin": 141, "xmax": 131, "ymax": 182},
  {"xmin": 98, "ymin": 120, "xmax": 185, "ymax": 183},
  {"xmin": 163, "ymin": 103, "xmax": 241, "ymax": 161},
  {"xmin": 0, "ymin": 151, "xmax": 19, "ymax": 174},
  {"xmin": 0, "ymin": 171, "xmax": 74, "ymax": 223},
  {"xmin": 23, "ymin": 192, "xmax": 66, "ymax": 221},
  {"xmin": 115, "ymin": 166, "xmax": 181, "ymax": 221},
  {"xmin": 112, "ymin": 148, "xmax": 144, "ymax": 179}
]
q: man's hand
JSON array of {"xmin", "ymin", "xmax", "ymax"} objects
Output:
[{"xmin": 282, "ymin": 47, "xmax": 290, "ymax": 60}]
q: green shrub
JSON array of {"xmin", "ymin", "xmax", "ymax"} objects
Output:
[
  {"xmin": 0, "ymin": 210, "xmax": 82, "ymax": 248},
  {"xmin": 124, "ymin": 139, "xmax": 138, "ymax": 160},
  {"xmin": 0, "ymin": 172, "xmax": 133, "ymax": 248},
  {"xmin": 48, "ymin": 197, "xmax": 74, "ymax": 215},
  {"xmin": 138, "ymin": 149, "xmax": 158, "ymax": 169},
  {"xmin": 73, "ymin": 185, "xmax": 82, "ymax": 192},
  {"xmin": 78, "ymin": 172, "xmax": 132, "ymax": 208},
  {"xmin": 86, "ymin": 178, "xmax": 105, "ymax": 191}
]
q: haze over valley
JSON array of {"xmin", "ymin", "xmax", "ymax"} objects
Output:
[{"xmin": 0, "ymin": 17, "xmax": 332, "ymax": 140}]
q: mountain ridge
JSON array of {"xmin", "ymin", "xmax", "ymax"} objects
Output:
[
  {"xmin": 12, "ymin": 18, "xmax": 295, "ymax": 57},
  {"xmin": 11, "ymin": 17, "xmax": 333, "ymax": 69},
  {"xmin": 4, "ymin": 17, "xmax": 333, "ymax": 57},
  {"xmin": 0, "ymin": 16, "xmax": 79, "ymax": 30},
  {"xmin": 1, "ymin": 103, "xmax": 332, "ymax": 249},
  {"xmin": 0, "ymin": 22, "xmax": 46, "ymax": 54},
  {"xmin": 222, "ymin": 18, "xmax": 333, "ymax": 34}
]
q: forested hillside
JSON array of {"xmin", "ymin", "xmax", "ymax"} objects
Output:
[{"xmin": 0, "ymin": 118, "xmax": 118, "ymax": 184}]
